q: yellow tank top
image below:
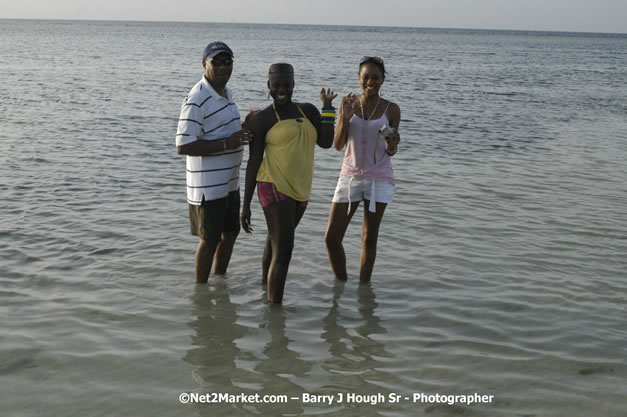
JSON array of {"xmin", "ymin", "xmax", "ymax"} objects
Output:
[{"xmin": 256, "ymin": 104, "xmax": 318, "ymax": 201}]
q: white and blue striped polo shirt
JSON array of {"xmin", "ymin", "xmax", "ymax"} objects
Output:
[{"xmin": 176, "ymin": 77, "xmax": 242, "ymax": 205}]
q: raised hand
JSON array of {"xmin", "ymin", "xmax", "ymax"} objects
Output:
[
  {"xmin": 320, "ymin": 88, "xmax": 338, "ymax": 107},
  {"xmin": 339, "ymin": 92, "xmax": 356, "ymax": 122}
]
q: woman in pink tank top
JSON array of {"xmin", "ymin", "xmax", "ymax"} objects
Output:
[{"xmin": 325, "ymin": 56, "xmax": 401, "ymax": 283}]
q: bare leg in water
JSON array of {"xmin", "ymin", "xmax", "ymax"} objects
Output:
[
  {"xmin": 324, "ymin": 201, "xmax": 361, "ymax": 281},
  {"xmin": 213, "ymin": 230, "xmax": 239, "ymax": 274},
  {"xmin": 359, "ymin": 200, "xmax": 387, "ymax": 283},
  {"xmin": 325, "ymin": 200, "xmax": 386, "ymax": 283},
  {"xmin": 195, "ymin": 239, "xmax": 219, "ymax": 283},
  {"xmin": 262, "ymin": 199, "xmax": 307, "ymax": 303}
]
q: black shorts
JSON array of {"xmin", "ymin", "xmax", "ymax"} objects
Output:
[{"xmin": 188, "ymin": 190, "xmax": 240, "ymax": 242}]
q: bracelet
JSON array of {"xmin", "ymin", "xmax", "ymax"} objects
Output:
[
  {"xmin": 321, "ymin": 105, "xmax": 336, "ymax": 126},
  {"xmin": 321, "ymin": 105, "xmax": 336, "ymax": 123}
]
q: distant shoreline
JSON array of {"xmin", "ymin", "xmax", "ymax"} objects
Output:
[{"xmin": 1, "ymin": 18, "xmax": 625, "ymax": 36}]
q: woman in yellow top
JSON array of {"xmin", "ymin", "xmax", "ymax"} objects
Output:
[{"xmin": 241, "ymin": 63, "xmax": 337, "ymax": 304}]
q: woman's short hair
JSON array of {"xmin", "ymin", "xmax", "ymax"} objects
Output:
[
  {"xmin": 269, "ymin": 63, "xmax": 294, "ymax": 75},
  {"xmin": 359, "ymin": 56, "xmax": 386, "ymax": 79}
]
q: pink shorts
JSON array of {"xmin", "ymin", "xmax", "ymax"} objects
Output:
[{"xmin": 257, "ymin": 182, "xmax": 308, "ymax": 208}]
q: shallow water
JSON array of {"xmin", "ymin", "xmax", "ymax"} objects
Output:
[{"xmin": 1, "ymin": 20, "xmax": 626, "ymax": 416}]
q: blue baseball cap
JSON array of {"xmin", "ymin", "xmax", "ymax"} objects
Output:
[{"xmin": 202, "ymin": 41, "xmax": 234, "ymax": 60}]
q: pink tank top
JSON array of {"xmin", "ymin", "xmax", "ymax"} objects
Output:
[{"xmin": 339, "ymin": 108, "xmax": 395, "ymax": 183}]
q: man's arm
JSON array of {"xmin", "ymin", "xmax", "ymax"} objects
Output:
[
  {"xmin": 175, "ymin": 93, "xmax": 245, "ymax": 156},
  {"xmin": 177, "ymin": 133, "xmax": 243, "ymax": 156}
]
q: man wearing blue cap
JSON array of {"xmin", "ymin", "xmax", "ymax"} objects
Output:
[{"xmin": 176, "ymin": 41, "xmax": 251, "ymax": 283}]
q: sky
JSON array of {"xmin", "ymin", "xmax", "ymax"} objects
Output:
[{"xmin": 1, "ymin": 0, "xmax": 626, "ymax": 33}]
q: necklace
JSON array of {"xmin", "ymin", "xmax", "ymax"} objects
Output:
[
  {"xmin": 359, "ymin": 95, "xmax": 382, "ymax": 164},
  {"xmin": 359, "ymin": 95, "xmax": 380, "ymax": 121}
]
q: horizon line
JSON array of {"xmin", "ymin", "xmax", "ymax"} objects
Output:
[{"xmin": 1, "ymin": 17, "xmax": 625, "ymax": 36}]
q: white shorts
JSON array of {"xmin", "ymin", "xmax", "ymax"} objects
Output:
[{"xmin": 332, "ymin": 176, "xmax": 395, "ymax": 213}]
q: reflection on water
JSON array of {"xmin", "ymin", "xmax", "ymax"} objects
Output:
[
  {"xmin": 319, "ymin": 282, "xmax": 402, "ymax": 416},
  {"xmin": 252, "ymin": 306, "xmax": 308, "ymax": 415},
  {"xmin": 182, "ymin": 280, "xmax": 404, "ymax": 416},
  {"xmin": 183, "ymin": 281, "xmax": 250, "ymax": 416},
  {"xmin": 322, "ymin": 282, "xmax": 388, "ymax": 367},
  {"xmin": 184, "ymin": 280, "xmax": 310, "ymax": 416}
]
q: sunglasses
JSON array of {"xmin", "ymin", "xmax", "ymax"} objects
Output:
[
  {"xmin": 360, "ymin": 56, "xmax": 384, "ymax": 66},
  {"xmin": 209, "ymin": 58, "xmax": 234, "ymax": 67}
]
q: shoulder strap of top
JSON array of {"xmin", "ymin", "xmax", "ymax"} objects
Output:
[
  {"xmin": 272, "ymin": 103, "xmax": 281, "ymax": 121},
  {"xmin": 272, "ymin": 103, "xmax": 308, "ymax": 121},
  {"xmin": 383, "ymin": 100, "xmax": 391, "ymax": 117}
]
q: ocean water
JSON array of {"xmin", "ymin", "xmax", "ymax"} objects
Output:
[{"xmin": 1, "ymin": 19, "xmax": 626, "ymax": 416}]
